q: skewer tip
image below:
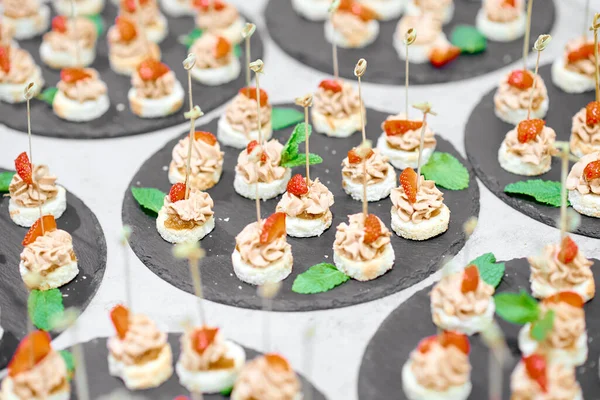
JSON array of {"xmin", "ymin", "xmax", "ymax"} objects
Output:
[
  {"xmin": 403, "ymin": 28, "xmax": 416, "ymax": 45},
  {"xmin": 533, "ymin": 34, "xmax": 551, "ymax": 51},
  {"xmin": 183, "ymin": 53, "xmax": 196, "ymax": 70},
  {"xmin": 354, "ymin": 58, "xmax": 367, "ymax": 77},
  {"xmin": 249, "ymin": 59, "xmax": 264, "ymax": 73},
  {"xmin": 242, "ymin": 23, "xmax": 256, "ymax": 39},
  {"xmin": 294, "ymin": 93, "xmax": 313, "ymax": 108},
  {"xmin": 258, "ymin": 282, "xmax": 282, "ymax": 299},
  {"xmin": 173, "ymin": 241, "xmax": 205, "ymax": 260},
  {"xmin": 412, "ymin": 102, "xmax": 437, "ymax": 116},
  {"xmin": 24, "ymin": 82, "xmax": 37, "ymax": 100}
]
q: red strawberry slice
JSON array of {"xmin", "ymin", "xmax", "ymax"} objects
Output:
[
  {"xmin": 14, "ymin": 152, "xmax": 33, "ymax": 184},
  {"xmin": 60, "ymin": 68, "xmax": 91, "ymax": 84},
  {"xmin": 264, "ymin": 353, "xmax": 291, "ymax": 371},
  {"xmin": 239, "ymin": 87, "xmax": 269, "ymax": 107},
  {"xmin": 503, "ymin": 0, "xmax": 516, "ymax": 6},
  {"xmin": 319, "ymin": 79, "xmax": 343, "ymax": 93},
  {"xmin": 0, "ymin": 45, "xmax": 10, "ymax": 73},
  {"xmin": 110, "ymin": 304, "xmax": 130, "ymax": 340},
  {"xmin": 121, "ymin": 0, "xmax": 149, "ymax": 12},
  {"xmin": 246, "ymin": 140, "xmax": 267, "ymax": 163},
  {"xmin": 347, "ymin": 148, "xmax": 373, "ymax": 164},
  {"xmin": 214, "ymin": 36, "xmax": 231, "ymax": 59},
  {"xmin": 400, "ymin": 168, "xmax": 418, "ymax": 203},
  {"xmin": 338, "ymin": 0, "xmax": 377, "ymax": 21},
  {"xmin": 194, "ymin": 131, "xmax": 217, "ymax": 145},
  {"xmin": 363, "ymin": 214, "xmax": 381, "ymax": 244},
  {"xmin": 585, "ymin": 101, "xmax": 600, "ymax": 126},
  {"xmin": 417, "ymin": 335, "xmax": 437, "ymax": 354},
  {"xmin": 137, "ymin": 58, "xmax": 170, "ymax": 81},
  {"xmin": 260, "ymin": 212, "xmax": 286, "ymax": 244},
  {"xmin": 115, "ymin": 16, "xmax": 137, "ymax": 42},
  {"xmin": 543, "ymin": 291, "xmax": 584, "ymax": 308},
  {"xmin": 287, "ymin": 174, "xmax": 309, "ymax": 196},
  {"xmin": 461, "ymin": 264, "xmax": 479, "ymax": 293},
  {"xmin": 169, "ymin": 183, "xmax": 186, "ymax": 202},
  {"xmin": 383, "ymin": 119, "xmax": 423, "ymax": 136},
  {"xmin": 439, "ymin": 331, "xmax": 470, "ymax": 354},
  {"xmin": 429, "ymin": 45, "xmax": 461, "ymax": 68},
  {"xmin": 523, "ymin": 354, "xmax": 548, "ymax": 392},
  {"xmin": 193, "ymin": 0, "xmax": 225, "ymax": 11},
  {"xmin": 22, "ymin": 215, "xmax": 57, "ymax": 246},
  {"xmin": 584, "ymin": 160, "xmax": 600, "ymax": 181},
  {"xmin": 193, "ymin": 327, "xmax": 219, "ymax": 354},
  {"xmin": 507, "ymin": 69, "xmax": 534, "ymax": 90},
  {"xmin": 517, "ymin": 119, "xmax": 545, "ymax": 143},
  {"xmin": 557, "ymin": 236, "xmax": 578, "ymax": 264},
  {"xmin": 8, "ymin": 331, "xmax": 52, "ymax": 377},
  {"xmin": 567, "ymin": 43, "xmax": 598, "ymax": 63},
  {"xmin": 52, "ymin": 16, "xmax": 68, "ymax": 33}
]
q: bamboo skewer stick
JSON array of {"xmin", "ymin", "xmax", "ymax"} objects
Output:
[{"xmin": 526, "ymin": 35, "xmax": 551, "ymax": 120}]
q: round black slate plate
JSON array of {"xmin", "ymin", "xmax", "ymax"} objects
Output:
[
  {"xmin": 358, "ymin": 257, "xmax": 600, "ymax": 400},
  {"xmin": 67, "ymin": 333, "xmax": 327, "ymax": 399},
  {"xmin": 122, "ymin": 105, "xmax": 480, "ymax": 311},
  {"xmin": 0, "ymin": 168, "xmax": 107, "ymax": 369},
  {"xmin": 264, "ymin": 0, "xmax": 555, "ymax": 85},
  {"xmin": 464, "ymin": 63, "xmax": 599, "ymax": 238},
  {"xmin": 0, "ymin": 5, "xmax": 263, "ymax": 139}
]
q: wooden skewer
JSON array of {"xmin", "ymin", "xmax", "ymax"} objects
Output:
[
  {"xmin": 591, "ymin": 14, "xmax": 600, "ymax": 102},
  {"xmin": 522, "ymin": 0, "xmax": 534, "ymax": 71},
  {"xmin": 584, "ymin": 0, "xmax": 591, "ymax": 40},
  {"xmin": 24, "ymin": 83, "xmax": 44, "ymax": 234},
  {"xmin": 303, "ymin": 324, "xmax": 316, "ymax": 400},
  {"xmin": 131, "ymin": 0, "xmax": 151, "ymax": 57},
  {"xmin": 329, "ymin": 0, "xmax": 340, "ymax": 80},
  {"xmin": 559, "ymin": 144, "xmax": 569, "ymax": 239},
  {"xmin": 354, "ymin": 59, "xmax": 368, "ymax": 218},
  {"xmin": 526, "ymin": 34, "xmax": 551, "ymax": 120},
  {"xmin": 295, "ymin": 94, "xmax": 313, "ymax": 185},
  {"xmin": 404, "ymin": 29, "xmax": 416, "ymax": 118},
  {"xmin": 412, "ymin": 102, "xmax": 437, "ymax": 191},
  {"xmin": 257, "ymin": 282, "xmax": 281, "ymax": 353},
  {"xmin": 120, "ymin": 226, "xmax": 133, "ymax": 311},
  {"xmin": 182, "ymin": 54, "xmax": 204, "ymax": 200},
  {"xmin": 249, "ymin": 59, "xmax": 264, "ymax": 223},
  {"xmin": 173, "ymin": 242, "xmax": 207, "ymax": 328},
  {"xmin": 69, "ymin": 0, "xmax": 81, "ymax": 67},
  {"xmin": 241, "ymin": 23, "xmax": 256, "ymax": 88}
]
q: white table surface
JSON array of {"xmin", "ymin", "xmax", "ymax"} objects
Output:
[{"xmin": 1, "ymin": 0, "xmax": 599, "ymax": 398}]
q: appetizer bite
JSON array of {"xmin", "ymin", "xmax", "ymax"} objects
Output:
[
  {"xmin": 2, "ymin": 0, "xmax": 50, "ymax": 40},
  {"xmin": 377, "ymin": 114, "xmax": 436, "ymax": 169},
  {"xmin": 0, "ymin": 44, "xmax": 44, "ymax": 104},
  {"xmin": 107, "ymin": 16, "xmax": 161, "ymax": 76},
  {"xmin": 53, "ymin": 67, "xmax": 110, "ymax": 122},
  {"xmin": 20, "ymin": 215, "xmax": 79, "ymax": 291},
  {"xmin": 552, "ymin": 37, "xmax": 598, "ymax": 93},
  {"xmin": 9, "ymin": 152, "xmax": 66, "ymax": 227},
  {"xmin": 161, "ymin": 0, "xmax": 194, "ymax": 17},
  {"xmin": 510, "ymin": 354, "xmax": 582, "ymax": 399},
  {"xmin": 156, "ymin": 183, "xmax": 215, "ymax": 244},
  {"xmin": 405, "ymin": 0, "xmax": 454, "ymax": 25},
  {"xmin": 232, "ymin": 212, "xmax": 294, "ymax": 285},
  {"xmin": 189, "ymin": 32, "xmax": 240, "ymax": 86},
  {"xmin": 54, "ymin": 0, "xmax": 105, "ymax": 16},
  {"xmin": 168, "ymin": 131, "xmax": 224, "ymax": 191},
  {"xmin": 498, "ymin": 118, "xmax": 556, "ymax": 176},
  {"xmin": 325, "ymin": 0, "xmax": 380, "ymax": 49},
  {"xmin": 292, "ymin": 0, "xmax": 331, "ymax": 21},
  {"xmin": 194, "ymin": 0, "xmax": 245, "ymax": 45},
  {"xmin": 218, "ymin": 87, "xmax": 273, "ymax": 149},
  {"xmin": 276, "ymin": 174, "xmax": 335, "ymax": 237},
  {"xmin": 476, "ymin": 0, "xmax": 526, "ymax": 42},
  {"xmin": 176, "ymin": 326, "xmax": 246, "ymax": 394},
  {"xmin": 518, "ymin": 292, "xmax": 588, "ymax": 367},
  {"xmin": 390, "ymin": 167, "xmax": 450, "ymax": 240},
  {"xmin": 529, "ymin": 235, "xmax": 595, "ymax": 302},
  {"xmin": 231, "ymin": 353, "xmax": 302, "ymax": 400},
  {"xmin": 402, "ymin": 331, "xmax": 472, "ymax": 400},
  {"xmin": 569, "ymin": 101, "xmax": 600, "ymax": 157},
  {"xmin": 312, "ymin": 79, "xmax": 364, "ymax": 138},
  {"xmin": 108, "ymin": 305, "xmax": 174, "ymax": 390},
  {"xmin": 394, "ymin": 14, "xmax": 449, "ymax": 64},
  {"xmin": 128, "ymin": 58, "xmax": 184, "ymax": 118},
  {"xmin": 41, "ymin": 16, "xmax": 98, "ymax": 69},
  {"xmin": 0, "ymin": 331, "xmax": 70, "ymax": 400},
  {"xmin": 430, "ymin": 265, "xmax": 494, "ymax": 335},
  {"xmin": 566, "ymin": 152, "xmax": 600, "ymax": 218},
  {"xmin": 333, "ymin": 213, "xmax": 394, "ymax": 281},
  {"xmin": 494, "ymin": 69, "xmax": 549, "ymax": 124},
  {"xmin": 358, "ymin": 0, "xmax": 404, "ymax": 21},
  {"xmin": 119, "ymin": 0, "xmax": 168, "ymax": 43},
  {"xmin": 341, "ymin": 147, "xmax": 396, "ymax": 201}
]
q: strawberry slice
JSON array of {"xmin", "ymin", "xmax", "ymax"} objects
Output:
[
  {"xmin": 14, "ymin": 152, "xmax": 33, "ymax": 184},
  {"xmin": 503, "ymin": 0, "xmax": 516, "ymax": 6},
  {"xmin": 557, "ymin": 236, "xmax": 578, "ymax": 264},
  {"xmin": 8, "ymin": 331, "xmax": 52, "ymax": 377},
  {"xmin": 194, "ymin": 131, "xmax": 217, "ymax": 145},
  {"xmin": 239, "ymin": 87, "xmax": 269, "ymax": 107},
  {"xmin": 347, "ymin": 148, "xmax": 373, "ymax": 164},
  {"xmin": 400, "ymin": 167, "xmax": 418, "ymax": 203},
  {"xmin": 60, "ymin": 68, "xmax": 91, "ymax": 84},
  {"xmin": 246, "ymin": 140, "xmax": 267, "ymax": 163},
  {"xmin": 507, "ymin": 69, "xmax": 534, "ymax": 90},
  {"xmin": 584, "ymin": 160, "xmax": 600, "ymax": 181},
  {"xmin": 192, "ymin": 327, "xmax": 219, "ymax": 354},
  {"xmin": 439, "ymin": 331, "xmax": 470, "ymax": 355},
  {"xmin": 169, "ymin": 183, "xmax": 186, "ymax": 202},
  {"xmin": 429, "ymin": 45, "xmax": 461, "ymax": 68},
  {"xmin": 52, "ymin": 15, "xmax": 68, "ymax": 33},
  {"xmin": 193, "ymin": 0, "xmax": 225, "ymax": 11},
  {"xmin": 383, "ymin": 119, "xmax": 423, "ymax": 136},
  {"xmin": 543, "ymin": 291, "xmax": 584, "ymax": 308},
  {"xmin": 567, "ymin": 43, "xmax": 597, "ymax": 63},
  {"xmin": 115, "ymin": 16, "xmax": 137, "ymax": 42},
  {"xmin": 121, "ymin": 0, "xmax": 148, "ymax": 12},
  {"xmin": 110, "ymin": 304, "xmax": 130, "ymax": 340},
  {"xmin": 417, "ymin": 335, "xmax": 437, "ymax": 354},
  {"xmin": 265, "ymin": 353, "xmax": 291, "ymax": 371},
  {"xmin": 138, "ymin": 58, "xmax": 170, "ymax": 81},
  {"xmin": 523, "ymin": 354, "xmax": 548, "ymax": 392},
  {"xmin": 363, "ymin": 214, "xmax": 381, "ymax": 244},
  {"xmin": 585, "ymin": 101, "xmax": 600, "ymax": 126},
  {"xmin": 338, "ymin": 0, "xmax": 377, "ymax": 21},
  {"xmin": 461, "ymin": 264, "xmax": 479, "ymax": 293},
  {"xmin": 0, "ymin": 45, "xmax": 10, "ymax": 74},
  {"xmin": 287, "ymin": 174, "xmax": 309, "ymax": 196},
  {"xmin": 517, "ymin": 119, "xmax": 545, "ymax": 143},
  {"xmin": 260, "ymin": 212, "xmax": 286, "ymax": 244},
  {"xmin": 214, "ymin": 36, "xmax": 231, "ymax": 59},
  {"xmin": 22, "ymin": 215, "xmax": 57, "ymax": 246},
  {"xmin": 318, "ymin": 79, "xmax": 343, "ymax": 93}
]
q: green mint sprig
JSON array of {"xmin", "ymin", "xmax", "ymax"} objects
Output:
[
  {"xmin": 280, "ymin": 123, "xmax": 323, "ymax": 168},
  {"xmin": 292, "ymin": 263, "xmax": 350, "ymax": 294}
]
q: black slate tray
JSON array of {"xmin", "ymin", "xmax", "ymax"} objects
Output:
[
  {"xmin": 464, "ymin": 63, "xmax": 599, "ymax": 238},
  {"xmin": 122, "ymin": 105, "xmax": 480, "ymax": 311},
  {"xmin": 0, "ymin": 4, "xmax": 263, "ymax": 139},
  {"xmin": 68, "ymin": 333, "xmax": 327, "ymax": 399},
  {"xmin": 0, "ymin": 168, "xmax": 107, "ymax": 369},
  {"xmin": 264, "ymin": 0, "xmax": 555, "ymax": 85},
  {"xmin": 357, "ymin": 257, "xmax": 600, "ymax": 399}
]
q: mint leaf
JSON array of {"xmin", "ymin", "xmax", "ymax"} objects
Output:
[
  {"xmin": 86, "ymin": 14, "xmax": 104, "ymax": 35},
  {"xmin": 233, "ymin": 44, "xmax": 242, "ymax": 58},
  {"xmin": 36, "ymin": 87, "xmax": 58, "ymax": 105},
  {"xmin": 131, "ymin": 187, "xmax": 165, "ymax": 215},
  {"xmin": 0, "ymin": 171, "xmax": 14, "ymax": 192},
  {"xmin": 179, "ymin": 28, "xmax": 203, "ymax": 48},
  {"xmin": 281, "ymin": 153, "xmax": 323, "ymax": 168},
  {"xmin": 220, "ymin": 386, "xmax": 233, "ymax": 396},
  {"xmin": 451, "ymin": 25, "xmax": 487, "ymax": 54},
  {"xmin": 292, "ymin": 263, "xmax": 350, "ymax": 294},
  {"xmin": 504, "ymin": 180, "xmax": 566, "ymax": 208},
  {"xmin": 59, "ymin": 350, "xmax": 75, "ymax": 381},
  {"xmin": 469, "ymin": 253, "xmax": 505, "ymax": 288},
  {"xmin": 494, "ymin": 291, "xmax": 539, "ymax": 325},
  {"xmin": 272, "ymin": 108, "xmax": 305, "ymax": 131},
  {"xmin": 28, "ymin": 289, "xmax": 64, "ymax": 331},
  {"xmin": 421, "ymin": 152, "xmax": 469, "ymax": 190},
  {"xmin": 530, "ymin": 310, "xmax": 555, "ymax": 342}
]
